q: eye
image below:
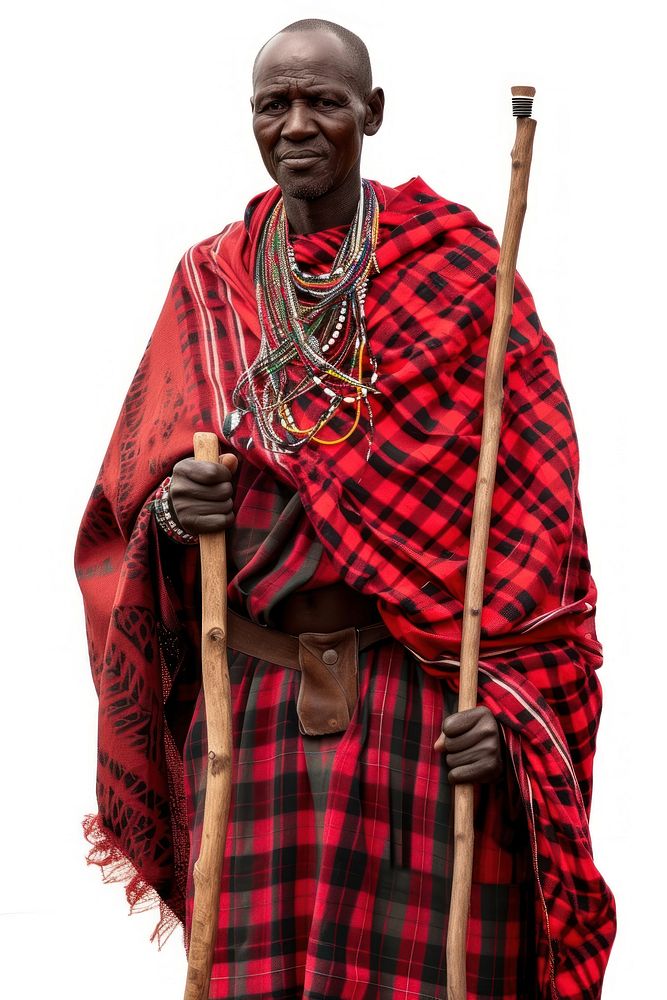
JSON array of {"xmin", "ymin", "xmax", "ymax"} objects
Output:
[
  {"xmin": 313, "ymin": 98, "xmax": 340, "ymax": 110},
  {"xmin": 259, "ymin": 99, "xmax": 287, "ymax": 114}
]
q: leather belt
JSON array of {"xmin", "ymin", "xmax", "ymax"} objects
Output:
[
  {"xmin": 227, "ymin": 608, "xmax": 389, "ymax": 669},
  {"xmin": 227, "ymin": 608, "xmax": 390, "ymax": 737}
]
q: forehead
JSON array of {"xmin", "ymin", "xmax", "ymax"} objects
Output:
[{"xmin": 253, "ymin": 30, "xmax": 358, "ymax": 94}]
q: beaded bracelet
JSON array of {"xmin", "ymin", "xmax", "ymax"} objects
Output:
[{"xmin": 149, "ymin": 477, "xmax": 199, "ymax": 545}]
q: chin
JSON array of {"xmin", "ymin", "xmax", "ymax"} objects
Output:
[{"xmin": 278, "ymin": 175, "xmax": 334, "ymax": 201}]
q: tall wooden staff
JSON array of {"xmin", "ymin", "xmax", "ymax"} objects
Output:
[
  {"xmin": 445, "ymin": 86, "xmax": 537, "ymax": 1000},
  {"xmin": 183, "ymin": 431, "xmax": 233, "ymax": 1000}
]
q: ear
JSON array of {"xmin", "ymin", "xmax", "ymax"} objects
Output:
[{"xmin": 364, "ymin": 87, "xmax": 385, "ymax": 137}]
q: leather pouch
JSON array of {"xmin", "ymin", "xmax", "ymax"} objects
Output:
[{"xmin": 297, "ymin": 628, "xmax": 359, "ymax": 736}]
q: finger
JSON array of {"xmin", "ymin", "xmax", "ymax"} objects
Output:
[
  {"xmin": 175, "ymin": 501, "xmax": 234, "ymax": 534},
  {"xmin": 434, "ymin": 708, "xmax": 491, "ymax": 752},
  {"xmin": 219, "ymin": 452, "xmax": 239, "ymax": 473},
  {"xmin": 443, "ymin": 717, "xmax": 497, "ymax": 753},
  {"xmin": 174, "ymin": 458, "xmax": 234, "ymax": 485},
  {"xmin": 442, "ymin": 707, "xmax": 492, "ymax": 738},
  {"xmin": 445, "ymin": 740, "xmax": 498, "ymax": 771},
  {"xmin": 171, "ymin": 479, "xmax": 233, "ymax": 503},
  {"xmin": 448, "ymin": 757, "xmax": 502, "ymax": 785},
  {"xmin": 183, "ymin": 498, "xmax": 234, "ymax": 520}
]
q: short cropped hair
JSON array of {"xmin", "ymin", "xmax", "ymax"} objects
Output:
[{"xmin": 253, "ymin": 19, "xmax": 373, "ymax": 98}]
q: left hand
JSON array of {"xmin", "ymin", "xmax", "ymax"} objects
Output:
[{"xmin": 434, "ymin": 706, "xmax": 503, "ymax": 784}]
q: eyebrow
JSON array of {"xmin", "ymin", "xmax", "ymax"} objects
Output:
[{"xmin": 254, "ymin": 83, "xmax": 351, "ymax": 101}]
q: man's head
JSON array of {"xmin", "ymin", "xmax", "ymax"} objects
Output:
[{"xmin": 251, "ymin": 20, "xmax": 384, "ymax": 210}]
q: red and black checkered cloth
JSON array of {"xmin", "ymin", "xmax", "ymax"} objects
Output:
[
  {"xmin": 75, "ymin": 177, "xmax": 615, "ymax": 997},
  {"xmin": 184, "ymin": 640, "xmax": 538, "ymax": 999}
]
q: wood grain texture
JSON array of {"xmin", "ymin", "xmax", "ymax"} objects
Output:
[
  {"xmin": 183, "ymin": 432, "xmax": 233, "ymax": 1000},
  {"xmin": 446, "ymin": 94, "xmax": 537, "ymax": 1000}
]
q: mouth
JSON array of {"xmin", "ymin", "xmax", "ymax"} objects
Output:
[{"xmin": 278, "ymin": 151, "xmax": 324, "ymax": 168}]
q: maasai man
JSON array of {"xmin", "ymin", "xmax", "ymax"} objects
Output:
[{"xmin": 76, "ymin": 18, "xmax": 616, "ymax": 1000}]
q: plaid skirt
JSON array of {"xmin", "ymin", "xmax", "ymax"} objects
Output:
[{"xmin": 184, "ymin": 637, "xmax": 536, "ymax": 999}]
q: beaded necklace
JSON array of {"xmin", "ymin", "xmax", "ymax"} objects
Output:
[{"xmin": 224, "ymin": 180, "xmax": 380, "ymax": 454}]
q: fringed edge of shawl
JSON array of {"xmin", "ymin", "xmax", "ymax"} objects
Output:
[{"xmin": 82, "ymin": 813, "xmax": 183, "ymax": 949}]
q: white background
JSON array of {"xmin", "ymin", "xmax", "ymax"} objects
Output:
[{"xmin": 1, "ymin": 1, "xmax": 664, "ymax": 996}]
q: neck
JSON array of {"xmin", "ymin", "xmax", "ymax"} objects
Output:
[{"xmin": 282, "ymin": 170, "xmax": 362, "ymax": 235}]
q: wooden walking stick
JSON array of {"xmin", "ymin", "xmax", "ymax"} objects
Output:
[
  {"xmin": 445, "ymin": 87, "xmax": 537, "ymax": 1000},
  {"xmin": 183, "ymin": 431, "xmax": 233, "ymax": 1000}
]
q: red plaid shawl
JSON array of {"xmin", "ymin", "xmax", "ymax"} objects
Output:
[{"xmin": 75, "ymin": 177, "xmax": 615, "ymax": 996}]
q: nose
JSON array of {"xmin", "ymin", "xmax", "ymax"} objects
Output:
[{"xmin": 281, "ymin": 100, "xmax": 318, "ymax": 141}]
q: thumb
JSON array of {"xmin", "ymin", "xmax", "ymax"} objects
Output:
[{"xmin": 219, "ymin": 452, "xmax": 239, "ymax": 474}]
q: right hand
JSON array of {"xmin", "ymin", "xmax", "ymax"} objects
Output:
[{"xmin": 169, "ymin": 453, "xmax": 238, "ymax": 534}]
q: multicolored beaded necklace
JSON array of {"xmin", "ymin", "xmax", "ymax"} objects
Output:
[{"xmin": 224, "ymin": 180, "xmax": 381, "ymax": 454}]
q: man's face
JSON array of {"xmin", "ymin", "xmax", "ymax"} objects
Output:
[{"xmin": 251, "ymin": 30, "xmax": 373, "ymax": 201}]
